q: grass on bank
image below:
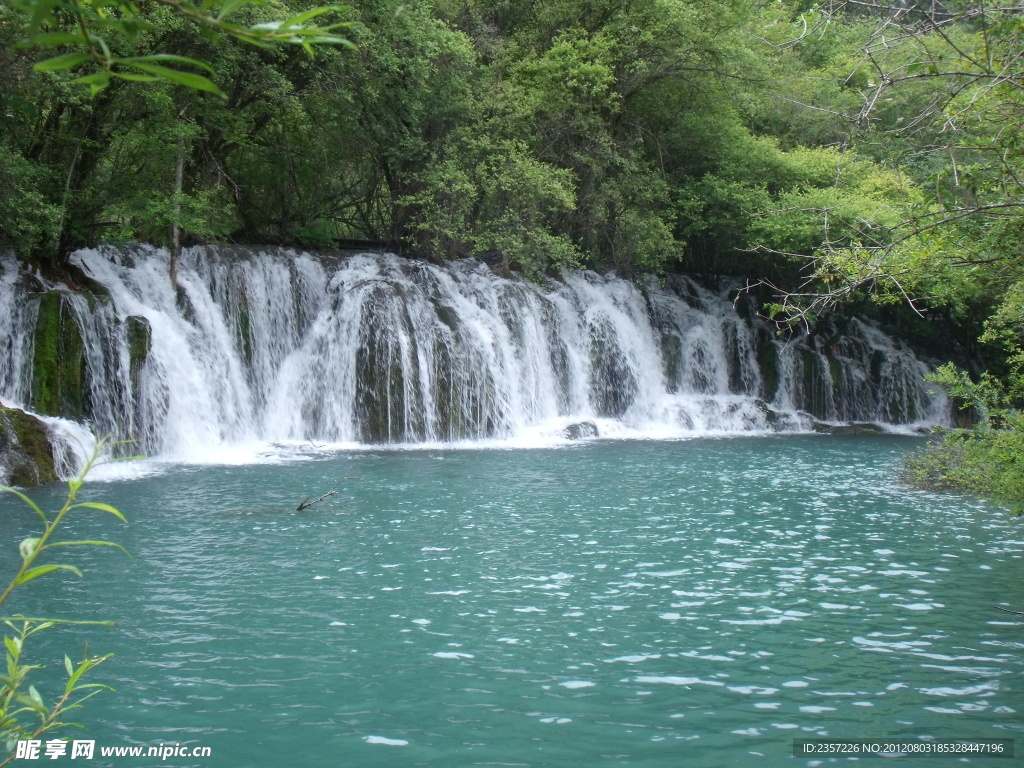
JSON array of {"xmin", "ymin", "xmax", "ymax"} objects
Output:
[{"xmin": 902, "ymin": 365, "xmax": 1024, "ymax": 513}]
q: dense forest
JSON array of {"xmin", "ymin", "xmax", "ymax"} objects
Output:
[{"xmin": 1, "ymin": 0, "xmax": 1022, "ymax": 502}]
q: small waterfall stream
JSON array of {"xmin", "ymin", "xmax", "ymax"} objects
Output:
[{"xmin": 0, "ymin": 245, "xmax": 949, "ymax": 466}]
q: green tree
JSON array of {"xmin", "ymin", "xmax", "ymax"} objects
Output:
[
  {"xmin": 748, "ymin": 1, "xmax": 1024, "ymax": 507},
  {"xmin": 0, "ymin": 0, "xmax": 355, "ymax": 268}
]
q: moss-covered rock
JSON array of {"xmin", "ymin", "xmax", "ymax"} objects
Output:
[
  {"xmin": 31, "ymin": 290, "xmax": 86, "ymax": 420},
  {"xmin": 659, "ymin": 331, "xmax": 682, "ymax": 394},
  {"xmin": 125, "ymin": 315, "xmax": 151, "ymax": 392},
  {"xmin": 0, "ymin": 407, "xmax": 58, "ymax": 487},
  {"xmin": 828, "ymin": 356, "xmax": 843, "ymax": 390}
]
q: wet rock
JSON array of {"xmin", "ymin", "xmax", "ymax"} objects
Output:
[
  {"xmin": 126, "ymin": 315, "xmax": 151, "ymax": 389},
  {"xmin": 812, "ymin": 421, "xmax": 887, "ymax": 436},
  {"xmin": 31, "ymin": 290, "xmax": 86, "ymax": 419},
  {"xmin": 0, "ymin": 407, "xmax": 58, "ymax": 487},
  {"xmin": 563, "ymin": 421, "xmax": 599, "ymax": 440},
  {"xmin": 754, "ymin": 400, "xmax": 784, "ymax": 430}
]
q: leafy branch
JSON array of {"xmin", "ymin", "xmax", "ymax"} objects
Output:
[
  {"xmin": 753, "ymin": 0, "xmax": 1024, "ymax": 329},
  {"xmin": 13, "ymin": 0, "xmax": 355, "ymax": 96},
  {"xmin": 0, "ymin": 437, "xmax": 128, "ymax": 764}
]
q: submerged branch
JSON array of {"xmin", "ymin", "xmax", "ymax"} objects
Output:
[
  {"xmin": 296, "ymin": 483, "xmax": 340, "ymax": 511},
  {"xmin": 995, "ymin": 606, "xmax": 1024, "ymax": 616}
]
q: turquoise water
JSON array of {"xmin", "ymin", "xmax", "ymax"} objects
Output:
[{"xmin": 3, "ymin": 436, "xmax": 1022, "ymax": 767}]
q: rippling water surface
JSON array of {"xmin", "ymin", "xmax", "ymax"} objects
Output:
[{"xmin": 4, "ymin": 437, "xmax": 1023, "ymax": 767}]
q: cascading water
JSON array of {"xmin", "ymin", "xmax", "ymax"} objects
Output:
[{"xmin": 0, "ymin": 245, "xmax": 950, "ymax": 469}]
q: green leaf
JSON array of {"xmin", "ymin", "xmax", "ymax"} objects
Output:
[
  {"xmin": 65, "ymin": 654, "xmax": 114, "ymax": 694},
  {"xmin": 115, "ymin": 73, "xmax": 161, "ymax": 83},
  {"xmin": 19, "ymin": 537, "xmax": 41, "ymax": 560},
  {"xmin": 215, "ymin": 0, "xmax": 250, "ymax": 20},
  {"xmin": 279, "ymin": 5, "xmax": 346, "ymax": 29},
  {"xmin": 122, "ymin": 62, "xmax": 225, "ymax": 96},
  {"xmin": 64, "ymin": 654, "xmax": 74, "ymax": 678},
  {"xmin": 1, "ymin": 485, "xmax": 48, "ymax": 522},
  {"xmin": 96, "ymin": 36, "xmax": 113, "ymax": 64},
  {"xmin": 249, "ymin": 19, "xmax": 282, "ymax": 31},
  {"xmin": 32, "ymin": 52, "xmax": 92, "ymax": 71},
  {"xmin": 295, "ymin": 34, "xmax": 355, "ymax": 49},
  {"xmin": 14, "ymin": 564, "xmax": 83, "ymax": 587},
  {"xmin": 67, "ymin": 502, "xmax": 127, "ymax": 523},
  {"xmin": 25, "ymin": 31, "xmax": 87, "ymax": 47},
  {"xmin": 65, "ymin": 660, "xmax": 91, "ymax": 693},
  {"xmin": 47, "ymin": 540, "xmax": 131, "ymax": 557},
  {"xmin": 120, "ymin": 54, "xmax": 217, "ymax": 75},
  {"xmin": 4, "ymin": 636, "xmax": 21, "ymax": 659},
  {"xmin": 28, "ymin": 685, "xmax": 44, "ymax": 710}
]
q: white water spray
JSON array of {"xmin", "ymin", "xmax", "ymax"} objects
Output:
[{"xmin": 0, "ymin": 245, "xmax": 949, "ymax": 467}]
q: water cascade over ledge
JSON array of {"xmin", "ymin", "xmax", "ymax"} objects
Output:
[{"xmin": 0, "ymin": 245, "xmax": 949, "ymax": 465}]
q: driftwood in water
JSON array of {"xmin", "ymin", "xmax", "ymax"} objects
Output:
[
  {"xmin": 995, "ymin": 606, "xmax": 1024, "ymax": 616},
  {"xmin": 295, "ymin": 475, "xmax": 362, "ymax": 511},
  {"xmin": 297, "ymin": 483, "xmax": 340, "ymax": 511}
]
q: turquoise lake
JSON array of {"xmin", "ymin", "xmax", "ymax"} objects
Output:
[{"xmin": 3, "ymin": 436, "xmax": 1022, "ymax": 767}]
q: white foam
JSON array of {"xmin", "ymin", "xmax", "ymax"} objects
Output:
[
  {"xmin": 635, "ymin": 676, "xmax": 724, "ymax": 687},
  {"xmin": 363, "ymin": 736, "xmax": 408, "ymax": 746},
  {"xmin": 605, "ymin": 654, "xmax": 661, "ymax": 663}
]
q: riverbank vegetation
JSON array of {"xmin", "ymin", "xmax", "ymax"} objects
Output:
[{"xmin": 1, "ymin": 0, "xmax": 1021, "ymax": 503}]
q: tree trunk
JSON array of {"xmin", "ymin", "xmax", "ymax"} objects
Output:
[{"xmin": 170, "ymin": 108, "xmax": 187, "ymax": 288}]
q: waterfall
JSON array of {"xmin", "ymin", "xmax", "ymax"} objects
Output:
[{"xmin": 0, "ymin": 245, "xmax": 950, "ymax": 465}]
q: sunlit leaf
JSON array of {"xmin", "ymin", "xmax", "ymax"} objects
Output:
[
  {"xmin": 28, "ymin": 685, "xmax": 44, "ymax": 710},
  {"xmin": 279, "ymin": 5, "xmax": 347, "ymax": 29},
  {"xmin": 14, "ymin": 564, "xmax": 84, "ymax": 586},
  {"xmin": 67, "ymin": 502, "xmax": 127, "ymax": 523},
  {"xmin": 4, "ymin": 636, "xmax": 21, "ymax": 659}
]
